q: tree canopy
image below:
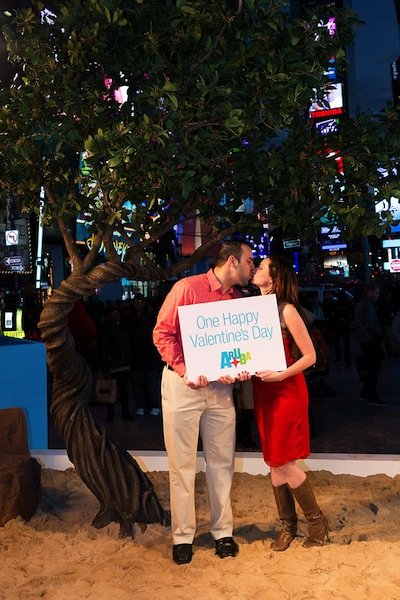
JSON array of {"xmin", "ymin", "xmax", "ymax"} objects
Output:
[{"xmin": 2, "ymin": 0, "xmax": 397, "ymax": 271}]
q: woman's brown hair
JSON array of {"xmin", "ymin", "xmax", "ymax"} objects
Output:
[{"xmin": 267, "ymin": 255, "xmax": 302, "ymax": 313}]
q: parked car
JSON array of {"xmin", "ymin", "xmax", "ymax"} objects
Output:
[{"xmin": 299, "ymin": 286, "xmax": 354, "ymax": 320}]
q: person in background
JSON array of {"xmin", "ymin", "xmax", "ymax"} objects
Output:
[
  {"xmin": 98, "ymin": 305, "xmax": 135, "ymax": 422},
  {"xmin": 130, "ymin": 294, "xmax": 163, "ymax": 416},
  {"xmin": 354, "ymin": 283, "xmax": 386, "ymax": 405},
  {"xmin": 68, "ymin": 299, "xmax": 98, "ymax": 372},
  {"xmin": 377, "ymin": 287, "xmax": 396, "ymax": 355},
  {"xmin": 252, "ymin": 256, "xmax": 329, "ymax": 551},
  {"xmin": 332, "ymin": 291, "xmax": 353, "ymax": 366},
  {"xmin": 153, "ymin": 240, "xmax": 255, "ymax": 565},
  {"xmin": 390, "ymin": 299, "xmax": 400, "ymax": 356}
]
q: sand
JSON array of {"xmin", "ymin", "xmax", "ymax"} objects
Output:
[{"xmin": 1, "ymin": 467, "xmax": 400, "ymax": 600}]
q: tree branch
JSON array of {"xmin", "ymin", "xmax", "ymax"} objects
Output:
[
  {"xmin": 56, "ymin": 216, "xmax": 82, "ymax": 270},
  {"xmin": 103, "ymin": 228, "xmax": 120, "ymax": 264},
  {"xmin": 156, "ymin": 223, "xmax": 237, "ymax": 280},
  {"xmin": 189, "ymin": 2, "xmax": 242, "ymax": 72},
  {"xmin": 190, "ymin": 24, "xmax": 227, "ymax": 72},
  {"xmin": 187, "ymin": 117, "xmax": 224, "ymax": 133},
  {"xmin": 83, "ymin": 229, "xmax": 105, "ymax": 269}
]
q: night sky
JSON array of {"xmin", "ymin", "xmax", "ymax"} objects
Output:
[{"xmin": 348, "ymin": 0, "xmax": 400, "ymax": 113}]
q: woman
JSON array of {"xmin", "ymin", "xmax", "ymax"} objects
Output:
[{"xmin": 252, "ymin": 256, "xmax": 328, "ymax": 550}]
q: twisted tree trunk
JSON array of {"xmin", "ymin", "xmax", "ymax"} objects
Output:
[
  {"xmin": 39, "ymin": 222, "xmax": 233, "ymax": 537},
  {"xmin": 39, "ymin": 261, "xmax": 171, "ymax": 538}
]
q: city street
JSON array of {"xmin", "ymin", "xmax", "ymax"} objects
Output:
[
  {"xmin": 48, "ymin": 342, "xmax": 400, "ymax": 456},
  {"xmin": 309, "ymin": 353, "xmax": 400, "ymax": 454}
]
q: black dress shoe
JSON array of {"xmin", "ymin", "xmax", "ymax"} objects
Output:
[
  {"xmin": 215, "ymin": 537, "xmax": 239, "ymax": 559},
  {"xmin": 172, "ymin": 543, "xmax": 193, "ymax": 565}
]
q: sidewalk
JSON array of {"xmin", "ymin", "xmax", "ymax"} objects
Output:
[
  {"xmin": 49, "ymin": 350, "xmax": 400, "ymax": 455},
  {"xmin": 309, "ymin": 353, "xmax": 400, "ymax": 454}
]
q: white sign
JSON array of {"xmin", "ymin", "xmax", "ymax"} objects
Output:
[
  {"xmin": 178, "ymin": 295, "xmax": 287, "ymax": 382},
  {"xmin": 5, "ymin": 230, "xmax": 19, "ymax": 246},
  {"xmin": 390, "ymin": 258, "xmax": 400, "ymax": 273},
  {"xmin": 3, "ymin": 256, "xmax": 23, "ymax": 266}
]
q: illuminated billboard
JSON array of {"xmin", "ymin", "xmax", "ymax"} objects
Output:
[
  {"xmin": 75, "ymin": 204, "xmax": 140, "ymax": 261},
  {"xmin": 315, "ymin": 117, "xmax": 340, "ymax": 135},
  {"xmin": 309, "ymin": 83, "xmax": 344, "ymax": 120},
  {"xmin": 375, "ymin": 196, "xmax": 400, "ymax": 233},
  {"xmin": 374, "ymin": 166, "xmax": 400, "ymax": 233},
  {"xmin": 320, "ymin": 222, "xmax": 347, "ymax": 251}
]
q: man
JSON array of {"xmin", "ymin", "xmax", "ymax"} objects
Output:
[
  {"xmin": 153, "ymin": 240, "xmax": 255, "ymax": 564},
  {"xmin": 354, "ymin": 283, "xmax": 385, "ymax": 405}
]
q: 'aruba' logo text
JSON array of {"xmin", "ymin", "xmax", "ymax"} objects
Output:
[{"xmin": 221, "ymin": 348, "xmax": 252, "ymax": 369}]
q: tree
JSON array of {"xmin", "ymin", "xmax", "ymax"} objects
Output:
[{"xmin": 1, "ymin": 0, "xmax": 399, "ymax": 536}]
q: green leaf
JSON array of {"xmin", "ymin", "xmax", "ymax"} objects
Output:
[
  {"xmin": 166, "ymin": 92, "xmax": 179, "ymax": 110},
  {"xmin": 224, "ymin": 117, "xmax": 243, "ymax": 128},
  {"xmin": 182, "ymin": 170, "xmax": 196, "ymax": 180},
  {"xmin": 163, "ymin": 82, "xmax": 178, "ymax": 92},
  {"xmin": 192, "ymin": 24, "xmax": 202, "ymax": 42},
  {"xmin": 291, "ymin": 34, "xmax": 301, "ymax": 46},
  {"xmin": 180, "ymin": 5, "xmax": 196, "ymax": 14},
  {"xmin": 108, "ymin": 156, "xmax": 122, "ymax": 168}
]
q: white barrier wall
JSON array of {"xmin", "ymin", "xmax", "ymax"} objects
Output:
[{"xmin": 32, "ymin": 450, "xmax": 400, "ymax": 478}]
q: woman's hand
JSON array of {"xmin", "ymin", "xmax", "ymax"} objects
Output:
[
  {"xmin": 236, "ymin": 371, "xmax": 251, "ymax": 382},
  {"xmin": 218, "ymin": 375, "xmax": 236, "ymax": 385},
  {"xmin": 255, "ymin": 369, "xmax": 286, "ymax": 383},
  {"xmin": 218, "ymin": 371, "xmax": 251, "ymax": 385}
]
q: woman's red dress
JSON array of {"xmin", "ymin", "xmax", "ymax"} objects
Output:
[{"xmin": 253, "ymin": 326, "xmax": 310, "ymax": 467}]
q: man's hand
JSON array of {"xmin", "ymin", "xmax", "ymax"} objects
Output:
[{"xmin": 183, "ymin": 373, "xmax": 209, "ymax": 389}]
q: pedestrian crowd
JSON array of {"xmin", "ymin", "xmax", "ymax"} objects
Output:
[{"xmin": 69, "ymin": 294, "xmax": 163, "ymax": 422}]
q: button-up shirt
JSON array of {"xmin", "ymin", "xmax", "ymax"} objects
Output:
[{"xmin": 153, "ymin": 269, "xmax": 242, "ymax": 377}]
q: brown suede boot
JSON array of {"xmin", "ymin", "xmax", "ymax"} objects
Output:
[
  {"xmin": 291, "ymin": 477, "xmax": 329, "ymax": 547},
  {"xmin": 270, "ymin": 484, "xmax": 297, "ymax": 552}
]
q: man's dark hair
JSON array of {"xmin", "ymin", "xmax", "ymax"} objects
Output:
[{"xmin": 214, "ymin": 240, "xmax": 252, "ymax": 267}]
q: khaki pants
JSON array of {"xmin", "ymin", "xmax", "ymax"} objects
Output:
[{"xmin": 161, "ymin": 367, "xmax": 236, "ymax": 544}]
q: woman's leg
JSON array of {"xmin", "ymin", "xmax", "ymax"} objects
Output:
[
  {"xmin": 270, "ymin": 461, "xmax": 306, "ymax": 489},
  {"xmin": 270, "ymin": 462, "xmax": 328, "ymax": 547},
  {"xmin": 291, "ymin": 476, "xmax": 329, "ymax": 547},
  {"xmin": 268, "ymin": 461, "xmax": 303, "ymax": 552},
  {"xmin": 270, "ymin": 483, "xmax": 297, "ymax": 551}
]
